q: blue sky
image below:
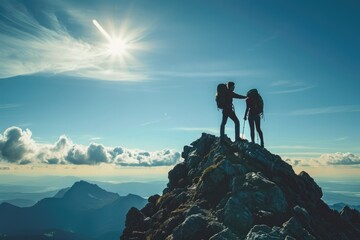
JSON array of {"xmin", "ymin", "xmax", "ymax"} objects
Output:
[{"xmin": 0, "ymin": 0, "xmax": 359, "ymax": 178}]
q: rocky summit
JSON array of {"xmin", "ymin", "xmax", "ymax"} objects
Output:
[{"xmin": 120, "ymin": 133, "xmax": 360, "ymax": 240}]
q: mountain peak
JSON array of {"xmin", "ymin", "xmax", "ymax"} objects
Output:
[
  {"xmin": 121, "ymin": 133, "xmax": 360, "ymax": 240},
  {"xmin": 62, "ymin": 180, "xmax": 119, "ymax": 209}
]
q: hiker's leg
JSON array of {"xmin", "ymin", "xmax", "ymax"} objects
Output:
[
  {"xmin": 228, "ymin": 110, "xmax": 240, "ymax": 140},
  {"xmin": 220, "ymin": 111, "xmax": 229, "ymax": 139},
  {"xmin": 248, "ymin": 115, "xmax": 255, "ymax": 143},
  {"xmin": 255, "ymin": 115, "xmax": 264, "ymax": 147}
]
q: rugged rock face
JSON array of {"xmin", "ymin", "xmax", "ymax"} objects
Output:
[{"xmin": 120, "ymin": 133, "xmax": 360, "ymax": 240}]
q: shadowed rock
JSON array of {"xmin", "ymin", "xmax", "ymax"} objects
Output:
[{"xmin": 120, "ymin": 133, "xmax": 360, "ymax": 240}]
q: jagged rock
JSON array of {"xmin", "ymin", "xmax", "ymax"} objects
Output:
[
  {"xmin": 293, "ymin": 205, "xmax": 311, "ymax": 226},
  {"xmin": 125, "ymin": 207, "xmax": 147, "ymax": 231},
  {"xmin": 232, "ymin": 172, "xmax": 288, "ymax": 213},
  {"xmin": 121, "ymin": 207, "xmax": 149, "ymax": 240},
  {"xmin": 184, "ymin": 205, "xmax": 204, "ymax": 217},
  {"xmin": 148, "ymin": 194, "xmax": 161, "ymax": 204},
  {"xmin": 209, "ymin": 228, "xmax": 239, "ymax": 240},
  {"xmin": 298, "ymin": 171, "xmax": 322, "ymax": 203},
  {"xmin": 223, "ymin": 196, "xmax": 253, "ymax": 235},
  {"xmin": 120, "ymin": 133, "xmax": 360, "ymax": 240},
  {"xmin": 197, "ymin": 164, "xmax": 226, "ymax": 195},
  {"xmin": 245, "ymin": 217, "xmax": 316, "ymax": 240},
  {"xmin": 141, "ymin": 202, "xmax": 156, "ymax": 217},
  {"xmin": 171, "ymin": 214, "xmax": 209, "ymax": 240},
  {"xmin": 168, "ymin": 163, "xmax": 188, "ymax": 189},
  {"xmin": 162, "ymin": 215, "xmax": 184, "ymax": 238},
  {"xmin": 282, "ymin": 217, "xmax": 316, "ymax": 240},
  {"xmin": 181, "ymin": 145, "xmax": 192, "ymax": 159},
  {"xmin": 340, "ymin": 206, "xmax": 360, "ymax": 230}
]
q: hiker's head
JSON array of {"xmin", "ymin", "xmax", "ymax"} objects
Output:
[{"xmin": 227, "ymin": 81, "xmax": 235, "ymax": 91}]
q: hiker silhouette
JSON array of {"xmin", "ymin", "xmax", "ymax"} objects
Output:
[
  {"xmin": 216, "ymin": 81, "xmax": 246, "ymax": 142},
  {"xmin": 244, "ymin": 89, "xmax": 264, "ymax": 147}
]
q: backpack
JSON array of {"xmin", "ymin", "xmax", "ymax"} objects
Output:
[
  {"xmin": 215, "ymin": 83, "xmax": 228, "ymax": 109},
  {"xmin": 247, "ymin": 89, "xmax": 264, "ymax": 116}
]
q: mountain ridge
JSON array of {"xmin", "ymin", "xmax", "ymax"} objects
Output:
[
  {"xmin": 0, "ymin": 180, "xmax": 147, "ymax": 239},
  {"xmin": 120, "ymin": 133, "xmax": 360, "ymax": 240}
]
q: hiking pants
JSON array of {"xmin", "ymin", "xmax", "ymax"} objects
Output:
[
  {"xmin": 220, "ymin": 108, "xmax": 240, "ymax": 140},
  {"xmin": 248, "ymin": 114, "xmax": 264, "ymax": 146}
]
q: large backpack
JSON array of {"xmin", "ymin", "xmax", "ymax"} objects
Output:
[
  {"xmin": 215, "ymin": 83, "xmax": 228, "ymax": 109},
  {"xmin": 247, "ymin": 89, "xmax": 264, "ymax": 117}
]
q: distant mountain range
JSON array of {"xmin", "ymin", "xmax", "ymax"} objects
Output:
[
  {"xmin": 0, "ymin": 180, "xmax": 166, "ymax": 207},
  {"xmin": 0, "ymin": 190, "xmax": 60, "ymax": 207},
  {"xmin": 0, "ymin": 181, "xmax": 147, "ymax": 240}
]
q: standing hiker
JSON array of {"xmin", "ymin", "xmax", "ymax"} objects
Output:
[
  {"xmin": 244, "ymin": 89, "xmax": 264, "ymax": 147},
  {"xmin": 216, "ymin": 81, "xmax": 246, "ymax": 142}
]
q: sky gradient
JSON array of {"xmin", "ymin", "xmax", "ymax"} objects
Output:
[{"xmin": 0, "ymin": 0, "xmax": 359, "ymax": 179}]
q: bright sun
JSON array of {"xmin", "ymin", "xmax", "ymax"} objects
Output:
[
  {"xmin": 92, "ymin": 18, "xmax": 149, "ymax": 65},
  {"xmin": 92, "ymin": 19, "xmax": 129, "ymax": 57},
  {"xmin": 108, "ymin": 38, "xmax": 128, "ymax": 56}
]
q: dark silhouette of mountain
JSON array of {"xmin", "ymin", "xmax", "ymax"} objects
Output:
[
  {"xmin": 55, "ymin": 180, "xmax": 119, "ymax": 210},
  {"xmin": 0, "ymin": 198, "xmax": 35, "ymax": 207},
  {"xmin": 55, "ymin": 181, "xmax": 166, "ymax": 199},
  {"xmin": 121, "ymin": 133, "xmax": 360, "ymax": 240},
  {"xmin": 0, "ymin": 189, "xmax": 59, "ymax": 207},
  {"xmin": 53, "ymin": 187, "xmax": 70, "ymax": 198},
  {"xmin": 330, "ymin": 202, "xmax": 360, "ymax": 212},
  {"xmin": 0, "ymin": 181, "xmax": 147, "ymax": 239},
  {"xmin": 91, "ymin": 181, "xmax": 166, "ymax": 197}
]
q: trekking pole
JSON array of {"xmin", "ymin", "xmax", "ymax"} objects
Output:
[{"xmin": 242, "ymin": 120, "xmax": 245, "ymax": 139}]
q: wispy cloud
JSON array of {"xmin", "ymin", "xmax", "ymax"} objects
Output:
[
  {"xmin": 268, "ymin": 145, "xmax": 321, "ymax": 150},
  {"xmin": 0, "ymin": 104, "xmax": 22, "ymax": 109},
  {"xmin": 0, "ymin": 1, "xmax": 150, "ymax": 81},
  {"xmin": 290, "ymin": 105, "xmax": 360, "ymax": 116},
  {"xmin": 245, "ymin": 31, "xmax": 280, "ymax": 52},
  {"xmin": 89, "ymin": 137, "xmax": 102, "ymax": 141},
  {"xmin": 141, "ymin": 113, "xmax": 170, "ymax": 127},
  {"xmin": 270, "ymin": 86, "xmax": 315, "ymax": 94},
  {"xmin": 333, "ymin": 137, "xmax": 349, "ymax": 142},
  {"xmin": 171, "ymin": 127, "xmax": 219, "ymax": 134},
  {"xmin": 153, "ymin": 69, "xmax": 262, "ymax": 79},
  {"xmin": 269, "ymin": 81, "xmax": 315, "ymax": 94}
]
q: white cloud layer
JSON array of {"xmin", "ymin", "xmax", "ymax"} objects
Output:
[
  {"xmin": 0, "ymin": 126, "xmax": 181, "ymax": 167},
  {"xmin": 285, "ymin": 152, "xmax": 360, "ymax": 167}
]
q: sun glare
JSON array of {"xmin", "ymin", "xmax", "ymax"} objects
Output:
[
  {"xmin": 92, "ymin": 18, "xmax": 149, "ymax": 67},
  {"xmin": 108, "ymin": 38, "xmax": 128, "ymax": 56}
]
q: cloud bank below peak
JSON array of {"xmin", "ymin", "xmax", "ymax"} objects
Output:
[
  {"xmin": 0, "ymin": 126, "xmax": 181, "ymax": 167},
  {"xmin": 285, "ymin": 152, "xmax": 360, "ymax": 167}
]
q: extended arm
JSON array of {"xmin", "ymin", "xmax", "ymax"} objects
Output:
[{"xmin": 232, "ymin": 92, "xmax": 247, "ymax": 99}]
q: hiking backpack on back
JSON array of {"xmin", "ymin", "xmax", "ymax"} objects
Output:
[
  {"xmin": 216, "ymin": 83, "xmax": 228, "ymax": 109},
  {"xmin": 247, "ymin": 89, "xmax": 264, "ymax": 117}
]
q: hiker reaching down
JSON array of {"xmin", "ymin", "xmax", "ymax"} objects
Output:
[
  {"xmin": 244, "ymin": 89, "xmax": 264, "ymax": 147},
  {"xmin": 216, "ymin": 81, "xmax": 246, "ymax": 142}
]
